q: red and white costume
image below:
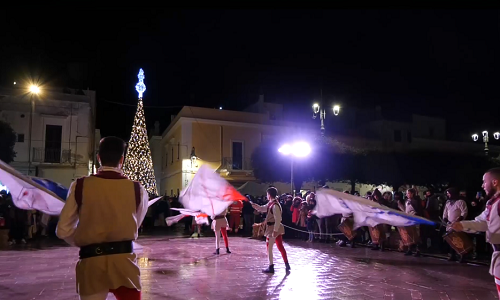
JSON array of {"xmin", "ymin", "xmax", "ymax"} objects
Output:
[
  {"xmin": 56, "ymin": 167, "xmax": 149, "ymax": 300},
  {"xmin": 253, "ymin": 200, "xmax": 288, "ymax": 269},
  {"xmin": 460, "ymin": 192, "xmax": 500, "ymax": 297},
  {"xmin": 212, "ymin": 208, "xmax": 230, "ymax": 251}
]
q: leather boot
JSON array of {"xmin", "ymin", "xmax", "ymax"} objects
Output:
[
  {"xmin": 262, "ymin": 264, "xmax": 275, "ymax": 273},
  {"xmin": 285, "ymin": 262, "xmax": 291, "ymax": 271},
  {"xmin": 226, "ymin": 247, "xmax": 231, "ymax": 254},
  {"xmin": 213, "ymin": 248, "xmax": 219, "ymax": 255}
]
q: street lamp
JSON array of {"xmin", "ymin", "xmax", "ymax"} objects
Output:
[
  {"xmin": 312, "ymin": 103, "xmax": 341, "ymax": 136},
  {"xmin": 28, "ymin": 84, "xmax": 40, "ymax": 175},
  {"xmin": 278, "ymin": 142, "xmax": 311, "ymax": 195},
  {"xmin": 472, "ymin": 130, "xmax": 499, "ymax": 155}
]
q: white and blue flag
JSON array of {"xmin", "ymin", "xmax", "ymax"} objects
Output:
[{"xmin": 314, "ymin": 188, "xmax": 435, "ymax": 228}]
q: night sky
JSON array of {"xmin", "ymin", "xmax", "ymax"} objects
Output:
[{"xmin": 1, "ymin": 9, "xmax": 499, "ymax": 142}]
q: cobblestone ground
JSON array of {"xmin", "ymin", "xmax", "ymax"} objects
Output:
[{"xmin": 0, "ymin": 236, "xmax": 497, "ymax": 300}]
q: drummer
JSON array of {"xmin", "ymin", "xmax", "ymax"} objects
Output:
[
  {"xmin": 452, "ymin": 168, "xmax": 500, "ymax": 297},
  {"xmin": 443, "ymin": 187, "xmax": 468, "ymax": 262}
]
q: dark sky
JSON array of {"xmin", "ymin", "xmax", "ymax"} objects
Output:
[{"xmin": 1, "ymin": 9, "xmax": 499, "ymax": 141}]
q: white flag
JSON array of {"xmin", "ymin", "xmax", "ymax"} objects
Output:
[
  {"xmin": 179, "ymin": 165, "xmax": 247, "ymax": 217},
  {"xmin": 315, "ymin": 188, "xmax": 435, "ymax": 228}
]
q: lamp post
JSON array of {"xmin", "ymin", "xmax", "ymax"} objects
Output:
[
  {"xmin": 312, "ymin": 103, "xmax": 340, "ymax": 136},
  {"xmin": 28, "ymin": 85, "xmax": 40, "ymax": 176},
  {"xmin": 472, "ymin": 131, "xmax": 500, "ymax": 156},
  {"xmin": 278, "ymin": 142, "xmax": 311, "ymax": 195}
]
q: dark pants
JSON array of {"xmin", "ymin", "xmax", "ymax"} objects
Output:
[
  {"xmin": 8, "ymin": 223, "xmax": 25, "ymax": 241},
  {"xmin": 243, "ymin": 214, "xmax": 254, "ymax": 235}
]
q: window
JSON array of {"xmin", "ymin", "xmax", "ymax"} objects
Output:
[
  {"xmin": 407, "ymin": 132, "xmax": 412, "ymax": 143},
  {"xmin": 17, "ymin": 134, "xmax": 24, "ymax": 143},
  {"xmin": 171, "ymin": 147, "xmax": 173, "ymax": 164},
  {"xmin": 45, "ymin": 125, "xmax": 62, "ymax": 163},
  {"xmin": 177, "ymin": 143, "xmax": 180, "ymax": 160},
  {"xmin": 177, "ymin": 188, "xmax": 179, "ymax": 196},
  {"xmin": 170, "ymin": 189, "xmax": 173, "ymax": 196},
  {"xmin": 394, "ymin": 130, "xmax": 402, "ymax": 142},
  {"xmin": 232, "ymin": 141, "xmax": 243, "ymax": 170}
]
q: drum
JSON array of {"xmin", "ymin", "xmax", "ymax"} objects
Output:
[
  {"xmin": 338, "ymin": 218, "xmax": 357, "ymax": 241},
  {"xmin": 398, "ymin": 226, "xmax": 421, "ymax": 247},
  {"xmin": 368, "ymin": 224, "xmax": 386, "ymax": 245},
  {"xmin": 443, "ymin": 231, "xmax": 473, "ymax": 255},
  {"xmin": 252, "ymin": 222, "xmax": 266, "ymax": 239}
]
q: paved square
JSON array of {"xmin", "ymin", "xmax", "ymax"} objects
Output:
[{"xmin": 0, "ymin": 236, "xmax": 497, "ymax": 300}]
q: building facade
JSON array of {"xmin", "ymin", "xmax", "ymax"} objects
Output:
[
  {"xmin": 150, "ymin": 99, "xmax": 499, "ymax": 198},
  {"xmin": 0, "ymin": 87, "xmax": 97, "ymax": 188},
  {"xmin": 150, "ymin": 105, "xmax": 316, "ymax": 196}
]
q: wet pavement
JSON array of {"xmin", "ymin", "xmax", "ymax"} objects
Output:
[{"xmin": 0, "ymin": 236, "xmax": 497, "ymax": 300}]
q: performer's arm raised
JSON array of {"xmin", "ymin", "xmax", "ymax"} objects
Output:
[
  {"xmin": 252, "ymin": 202, "xmax": 269, "ymax": 213},
  {"xmin": 56, "ymin": 181, "xmax": 79, "ymax": 246},
  {"xmin": 454, "ymin": 208, "xmax": 488, "ymax": 233}
]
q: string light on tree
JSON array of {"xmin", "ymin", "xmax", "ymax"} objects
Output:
[{"xmin": 122, "ymin": 68, "xmax": 158, "ymax": 196}]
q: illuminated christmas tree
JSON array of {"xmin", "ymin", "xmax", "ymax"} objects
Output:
[{"xmin": 122, "ymin": 68, "xmax": 158, "ymax": 195}]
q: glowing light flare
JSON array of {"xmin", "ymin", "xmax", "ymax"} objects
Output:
[
  {"xmin": 29, "ymin": 85, "xmax": 40, "ymax": 94},
  {"xmin": 494, "ymin": 132, "xmax": 500, "ymax": 140},
  {"xmin": 483, "ymin": 131, "xmax": 489, "ymax": 137},
  {"xmin": 135, "ymin": 68, "xmax": 146, "ymax": 98},
  {"xmin": 472, "ymin": 134, "xmax": 479, "ymax": 142},
  {"xmin": 278, "ymin": 144, "xmax": 292, "ymax": 155},
  {"xmin": 333, "ymin": 105, "xmax": 340, "ymax": 116},
  {"xmin": 278, "ymin": 142, "xmax": 311, "ymax": 157},
  {"xmin": 312, "ymin": 103, "xmax": 320, "ymax": 114}
]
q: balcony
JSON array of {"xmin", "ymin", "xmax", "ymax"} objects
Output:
[
  {"xmin": 222, "ymin": 157, "xmax": 252, "ymax": 171},
  {"xmin": 32, "ymin": 148, "xmax": 73, "ymax": 164}
]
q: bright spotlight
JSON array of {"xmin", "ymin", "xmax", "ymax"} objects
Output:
[
  {"xmin": 278, "ymin": 144, "xmax": 292, "ymax": 155},
  {"xmin": 29, "ymin": 85, "xmax": 40, "ymax": 94},
  {"xmin": 292, "ymin": 142, "xmax": 311, "ymax": 157}
]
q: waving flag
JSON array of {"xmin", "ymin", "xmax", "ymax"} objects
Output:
[
  {"xmin": 0, "ymin": 160, "xmax": 65, "ymax": 215},
  {"xmin": 165, "ymin": 208, "xmax": 209, "ymax": 226},
  {"xmin": 0, "ymin": 159, "xmax": 162, "ymax": 214},
  {"xmin": 179, "ymin": 165, "xmax": 247, "ymax": 217},
  {"xmin": 315, "ymin": 188, "xmax": 435, "ymax": 228}
]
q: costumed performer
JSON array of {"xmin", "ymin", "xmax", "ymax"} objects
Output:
[
  {"xmin": 212, "ymin": 207, "xmax": 231, "ymax": 255},
  {"xmin": 452, "ymin": 168, "xmax": 500, "ymax": 298},
  {"xmin": 251, "ymin": 187, "xmax": 290, "ymax": 273},
  {"xmin": 56, "ymin": 137, "xmax": 149, "ymax": 300}
]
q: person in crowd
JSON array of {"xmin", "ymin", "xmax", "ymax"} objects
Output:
[
  {"xmin": 56, "ymin": 136, "xmax": 149, "ymax": 300},
  {"xmin": 251, "ymin": 187, "xmax": 290, "ymax": 273},
  {"xmin": 228, "ymin": 200, "xmax": 243, "ymax": 234},
  {"xmin": 297, "ymin": 201, "xmax": 308, "ymax": 240},
  {"xmin": 404, "ymin": 188, "xmax": 423, "ymax": 257},
  {"xmin": 442, "ymin": 187, "xmax": 468, "ymax": 262},
  {"xmin": 242, "ymin": 195, "xmax": 255, "ymax": 236},
  {"xmin": 290, "ymin": 197, "xmax": 301, "ymax": 238},
  {"xmin": 338, "ymin": 190, "xmax": 356, "ymax": 248},
  {"xmin": 306, "ymin": 198, "xmax": 317, "ymax": 242},
  {"xmin": 368, "ymin": 189, "xmax": 387, "ymax": 250}
]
